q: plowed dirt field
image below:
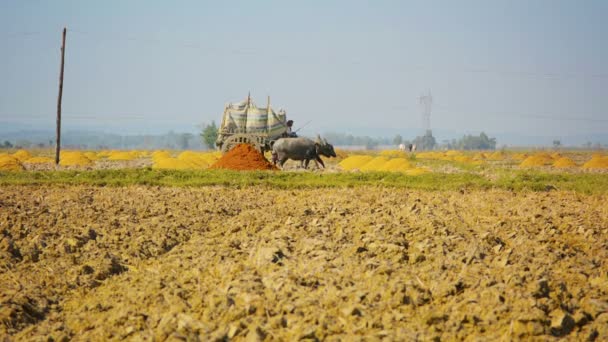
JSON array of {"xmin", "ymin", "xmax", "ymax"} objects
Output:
[{"xmin": 1, "ymin": 186, "xmax": 607, "ymax": 340}]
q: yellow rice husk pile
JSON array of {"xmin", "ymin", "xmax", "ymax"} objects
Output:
[
  {"xmin": 152, "ymin": 158, "xmax": 194, "ymax": 170},
  {"xmin": 59, "ymin": 151, "xmax": 93, "ymax": 166},
  {"xmin": 511, "ymin": 153, "xmax": 529, "ymax": 161},
  {"xmin": 338, "ymin": 155, "xmax": 374, "ymax": 170},
  {"xmin": 582, "ymin": 155, "xmax": 608, "ymax": 169},
  {"xmin": 339, "ymin": 155, "xmax": 429, "ymax": 174},
  {"xmin": 473, "ymin": 152, "xmax": 487, "ymax": 160},
  {"xmin": 108, "ymin": 151, "xmax": 139, "ymax": 161},
  {"xmin": 137, "ymin": 151, "xmax": 151, "ymax": 158},
  {"xmin": 413, "ymin": 151, "xmax": 483, "ymax": 165},
  {"xmin": 24, "ymin": 156, "xmax": 54, "ymax": 164},
  {"xmin": 0, "ymin": 154, "xmax": 24, "ymax": 171},
  {"xmin": 84, "ymin": 152, "xmax": 100, "ymax": 161},
  {"xmin": 333, "ymin": 148, "xmax": 349, "ymax": 159},
  {"xmin": 453, "ymin": 155, "xmax": 475, "ymax": 163},
  {"xmin": 377, "ymin": 158, "xmax": 411, "ymax": 172},
  {"xmin": 415, "ymin": 152, "xmax": 440, "ymax": 159},
  {"xmin": 359, "ymin": 157, "xmax": 390, "ymax": 171},
  {"xmin": 152, "ymin": 151, "xmax": 172, "ymax": 161},
  {"xmin": 552, "ymin": 157, "xmax": 577, "ymax": 168},
  {"xmin": 153, "ymin": 151, "xmax": 221, "ymax": 170},
  {"xmin": 12, "ymin": 149, "xmax": 32, "ymax": 162},
  {"xmin": 177, "ymin": 151, "xmax": 220, "ymax": 168},
  {"xmin": 519, "ymin": 153, "xmax": 554, "ymax": 167},
  {"xmin": 486, "ymin": 151, "xmax": 506, "ymax": 161},
  {"xmin": 415, "ymin": 151, "xmax": 474, "ymax": 163},
  {"xmin": 96, "ymin": 150, "xmax": 112, "ymax": 158},
  {"xmin": 380, "ymin": 150, "xmax": 408, "ymax": 158},
  {"xmin": 437, "ymin": 154, "xmax": 456, "ymax": 161}
]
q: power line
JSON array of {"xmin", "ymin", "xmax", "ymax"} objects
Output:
[
  {"xmin": 3, "ymin": 29, "xmax": 606, "ymax": 80},
  {"xmin": 431, "ymin": 108, "xmax": 608, "ymax": 123},
  {"xmin": 2, "ymin": 31, "xmax": 43, "ymax": 38},
  {"xmin": 0, "ymin": 114, "xmax": 195, "ymax": 122},
  {"xmin": 409, "ymin": 65, "xmax": 608, "ymax": 80},
  {"xmin": 3, "ymin": 110, "xmax": 607, "ymax": 123},
  {"xmin": 69, "ymin": 29, "xmax": 259, "ymax": 56},
  {"xmin": 63, "ymin": 29, "xmax": 608, "ymax": 80},
  {"xmin": 513, "ymin": 114, "xmax": 608, "ymax": 123}
]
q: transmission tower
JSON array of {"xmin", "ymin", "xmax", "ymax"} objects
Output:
[{"xmin": 419, "ymin": 90, "xmax": 433, "ymax": 134}]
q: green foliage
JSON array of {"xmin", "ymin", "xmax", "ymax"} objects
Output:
[
  {"xmin": 322, "ymin": 133, "xmax": 389, "ymax": 147},
  {"xmin": 200, "ymin": 121, "xmax": 218, "ymax": 149},
  {"xmin": 177, "ymin": 133, "xmax": 194, "ymax": 150},
  {"xmin": 448, "ymin": 132, "xmax": 497, "ymax": 150},
  {"xmin": 392, "ymin": 134, "xmax": 403, "ymax": 146},
  {"xmin": 413, "ymin": 130, "xmax": 436, "ymax": 150}
]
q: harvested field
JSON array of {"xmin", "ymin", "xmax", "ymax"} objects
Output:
[{"xmin": 1, "ymin": 186, "xmax": 607, "ymax": 340}]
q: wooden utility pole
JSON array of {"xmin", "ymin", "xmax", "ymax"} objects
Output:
[{"xmin": 55, "ymin": 27, "xmax": 66, "ymax": 165}]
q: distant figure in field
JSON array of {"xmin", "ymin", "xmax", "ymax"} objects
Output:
[{"xmin": 398, "ymin": 143, "xmax": 406, "ymax": 151}]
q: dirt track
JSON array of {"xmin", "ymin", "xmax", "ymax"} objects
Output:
[{"xmin": 1, "ymin": 186, "xmax": 607, "ymax": 340}]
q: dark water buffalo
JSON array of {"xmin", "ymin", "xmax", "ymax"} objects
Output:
[{"xmin": 272, "ymin": 136, "xmax": 336, "ymax": 169}]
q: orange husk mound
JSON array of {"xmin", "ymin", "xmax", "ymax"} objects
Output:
[
  {"xmin": 553, "ymin": 157, "xmax": 577, "ymax": 168},
  {"xmin": 210, "ymin": 144, "xmax": 277, "ymax": 171},
  {"xmin": 487, "ymin": 151, "xmax": 506, "ymax": 161},
  {"xmin": 582, "ymin": 155, "xmax": 608, "ymax": 169},
  {"xmin": 511, "ymin": 153, "xmax": 529, "ymax": 161},
  {"xmin": 519, "ymin": 153, "xmax": 554, "ymax": 167},
  {"xmin": 473, "ymin": 152, "xmax": 487, "ymax": 160}
]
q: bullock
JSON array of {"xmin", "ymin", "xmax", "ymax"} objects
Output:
[{"xmin": 272, "ymin": 136, "xmax": 336, "ymax": 169}]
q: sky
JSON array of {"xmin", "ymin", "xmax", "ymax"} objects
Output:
[{"xmin": 1, "ymin": 0, "xmax": 607, "ymax": 143}]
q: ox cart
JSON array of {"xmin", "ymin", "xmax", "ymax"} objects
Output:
[{"xmin": 215, "ymin": 94, "xmax": 290, "ymax": 153}]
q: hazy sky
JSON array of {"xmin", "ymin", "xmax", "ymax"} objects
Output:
[{"xmin": 1, "ymin": 0, "xmax": 607, "ymax": 138}]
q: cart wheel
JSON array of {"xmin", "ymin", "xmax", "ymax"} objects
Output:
[{"xmin": 221, "ymin": 134, "xmax": 262, "ymax": 153}]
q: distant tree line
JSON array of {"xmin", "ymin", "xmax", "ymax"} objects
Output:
[
  {"xmin": 0, "ymin": 131, "xmax": 209, "ymax": 150},
  {"xmin": 390, "ymin": 131, "xmax": 497, "ymax": 151},
  {"xmin": 321, "ymin": 133, "xmax": 393, "ymax": 149},
  {"xmin": 319, "ymin": 131, "xmax": 495, "ymax": 151},
  {"xmin": 412, "ymin": 130, "xmax": 437, "ymax": 150},
  {"xmin": 200, "ymin": 121, "xmax": 218, "ymax": 149},
  {"xmin": 444, "ymin": 132, "xmax": 497, "ymax": 150},
  {"xmin": 4, "ymin": 127, "xmax": 607, "ymax": 151}
]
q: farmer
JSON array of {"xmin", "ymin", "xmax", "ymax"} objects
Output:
[{"xmin": 283, "ymin": 120, "xmax": 298, "ymax": 138}]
